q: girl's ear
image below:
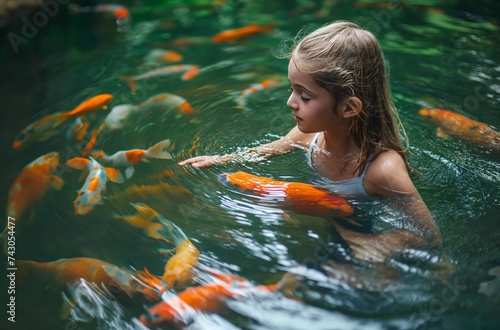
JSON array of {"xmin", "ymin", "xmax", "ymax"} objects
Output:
[{"xmin": 342, "ymin": 97, "xmax": 362, "ymax": 118}]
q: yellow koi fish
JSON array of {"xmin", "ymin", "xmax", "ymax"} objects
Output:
[
  {"xmin": 419, "ymin": 108, "xmax": 500, "ymax": 151},
  {"xmin": 65, "ymin": 157, "xmax": 124, "ymax": 216},
  {"xmin": 92, "ymin": 139, "xmax": 173, "ymax": 178},
  {"xmin": 115, "ymin": 203, "xmax": 199, "ymax": 290},
  {"xmin": 1, "ymin": 152, "xmax": 63, "ymax": 253}
]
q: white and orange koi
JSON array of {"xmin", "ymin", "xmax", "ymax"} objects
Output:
[
  {"xmin": 91, "ymin": 139, "xmax": 173, "ymax": 179},
  {"xmin": 135, "ymin": 93, "xmax": 194, "ymax": 115},
  {"xmin": 53, "ymin": 94, "xmax": 113, "ymax": 127},
  {"xmin": 115, "ymin": 203, "xmax": 199, "ymax": 290},
  {"xmin": 69, "ymin": 4, "xmax": 130, "ymax": 31},
  {"xmin": 65, "ymin": 157, "xmax": 124, "ymax": 216},
  {"xmin": 118, "ymin": 65, "xmax": 200, "ymax": 91},
  {"xmin": 66, "ymin": 117, "xmax": 90, "ymax": 142},
  {"xmin": 102, "ymin": 104, "xmax": 135, "ymax": 131},
  {"xmin": 1, "ymin": 152, "xmax": 63, "ymax": 252},
  {"xmin": 144, "ymin": 49, "xmax": 183, "ymax": 63},
  {"xmin": 236, "ymin": 78, "xmax": 280, "ymax": 108}
]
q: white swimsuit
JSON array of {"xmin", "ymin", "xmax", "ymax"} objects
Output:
[{"xmin": 307, "ymin": 133, "xmax": 375, "ymax": 199}]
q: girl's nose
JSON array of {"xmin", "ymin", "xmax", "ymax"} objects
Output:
[{"xmin": 286, "ymin": 93, "xmax": 297, "ymax": 110}]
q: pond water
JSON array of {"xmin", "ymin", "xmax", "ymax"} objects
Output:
[{"xmin": 1, "ymin": 0, "xmax": 499, "ymax": 329}]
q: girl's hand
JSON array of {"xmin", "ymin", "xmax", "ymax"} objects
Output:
[{"xmin": 178, "ymin": 155, "xmax": 233, "ymax": 168}]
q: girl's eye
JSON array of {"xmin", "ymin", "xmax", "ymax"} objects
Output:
[{"xmin": 301, "ymin": 96, "xmax": 311, "ymax": 102}]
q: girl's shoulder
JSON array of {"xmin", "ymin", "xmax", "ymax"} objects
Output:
[
  {"xmin": 364, "ymin": 150, "xmax": 415, "ymax": 197},
  {"xmin": 284, "ymin": 126, "xmax": 317, "ymax": 148}
]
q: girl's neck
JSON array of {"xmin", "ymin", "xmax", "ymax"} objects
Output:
[{"xmin": 320, "ymin": 130, "xmax": 359, "ymax": 159}]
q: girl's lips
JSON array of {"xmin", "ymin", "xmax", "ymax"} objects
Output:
[{"xmin": 294, "ymin": 115, "xmax": 302, "ymax": 121}]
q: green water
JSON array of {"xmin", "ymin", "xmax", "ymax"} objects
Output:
[{"xmin": 1, "ymin": 0, "xmax": 499, "ymax": 329}]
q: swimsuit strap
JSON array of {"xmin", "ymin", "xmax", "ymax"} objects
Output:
[{"xmin": 306, "ymin": 132, "xmax": 321, "ymax": 165}]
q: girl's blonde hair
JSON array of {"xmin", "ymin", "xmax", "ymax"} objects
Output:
[{"xmin": 289, "ymin": 21, "xmax": 410, "ymax": 174}]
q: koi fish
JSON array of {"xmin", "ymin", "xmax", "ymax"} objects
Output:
[
  {"xmin": 13, "ymin": 112, "xmax": 67, "ymax": 149},
  {"xmin": 236, "ymin": 79, "xmax": 280, "ymax": 108},
  {"xmin": 144, "ymin": 49, "xmax": 183, "ymax": 63},
  {"xmin": 66, "ymin": 117, "xmax": 90, "ymax": 142},
  {"xmin": 212, "ymin": 23, "xmax": 276, "ymax": 43},
  {"xmin": 418, "ymin": 108, "xmax": 500, "ymax": 151},
  {"xmin": 69, "ymin": 4, "xmax": 130, "ymax": 32},
  {"xmin": 1, "ymin": 152, "xmax": 63, "ymax": 253},
  {"xmin": 115, "ymin": 203, "xmax": 199, "ymax": 290},
  {"xmin": 53, "ymin": 94, "xmax": 113, "ymax": 127},
  {"xmin": 102, "ymin": 104, "xmax": 135, "ymax": 131},
  {"xmin": 220, "ymin": 171, "xmax": 354, "ymax": 218},
  {"xmin": 109, "ymin": 182, "xmax": 193, "ymax": 206},
  {"xmin": 135, "ymin": 93, "xmax": 194, "ymax": 115},
  {"xmin": 117, "ymin": 65, "xmax": 200, "ymax": 91},
  {"xmin": 65, "ymin": 157, "xmax": 124, "ymax": 216},
  {"xmin": 139, "ymin": 268, "xmax": 296, "ymax": 328},
  {"xmin": 17, "ymin": 257, "xmax": 163, "ymax": 301},
  {"xmin": 91, "ymin": 139, "xmax": 173, "ymax": 178}
]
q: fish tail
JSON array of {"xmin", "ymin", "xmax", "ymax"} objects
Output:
[
  {"xmin": 66, "ymin": 157, "xmax": 89, "ymax": 170},
  {"xmin": 145, "ymin": 139, "xmax": 173, "ymax": 160}
]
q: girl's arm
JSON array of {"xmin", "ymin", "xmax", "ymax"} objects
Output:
[
  {"xmin": 178, "ymin": 126, "xmax": 308, "ymax": 168},
  {"xmin": 363, "ymin": 150, "xmax": 442, "ymax": 249}
]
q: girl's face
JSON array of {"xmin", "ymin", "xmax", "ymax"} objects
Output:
[{"xmin": 286, "ymin": 59, "xmax": 339, "ymax": 133}]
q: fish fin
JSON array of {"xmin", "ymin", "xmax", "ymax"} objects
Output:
[
  {"xmin": 275, "ymin": 272, "xmax": 300, "ymax": 299},
  {"xmin": 145, "ymin": 139, "xmax": 173, "ymax": 160},
  {"xmin": 66, "ymin": 157, "xmax": 89, "ymax": 170},
  {"xmin": 53, "ymin": 114, "xmax": 70, "ymax": 128},
  {"xmin": 105, "ymin": 167, "xmax": 124, "ymax": 183},
  {"xmin": 51, "ymin": 175, "xmax": 64, "ymax": 190},
  {"xmin": 130, "ymin": 203, "xmax": 159, "ymax": 222},
  {"xmin": 436, "ymin": 128, "xmax": 450, "ymax": 139},
  {"xmin": 157, "ymin": 247, "xmax": 176, "ymax": 255},
  {"xmin": 136, "ymin": 268, "xmax": 166, "ymax": 296},
  {"xmin": 124, "ymin": 166, "xmax": 135, "ymax": 179}
]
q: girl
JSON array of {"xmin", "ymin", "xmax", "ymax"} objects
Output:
[{"xmin": 179, "ymin": 21, "xmax": 442, "ymax": 258}]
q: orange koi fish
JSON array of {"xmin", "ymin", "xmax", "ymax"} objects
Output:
[
  {"xmin": 236, "ymin": 78, "xmax": 280, "ymax": 108},
  {"xmin": 109, "ymin": 182, "xmax": 193, "ymax": 206},
  {"xmin": 418, "ymin": 108, "xmax": 500, "ymax": 151},
  {"xmin": 118, "ymin": 65, "xmax": 200, "ymax": 91},
  {"xmin": 139, "ymin": 268, "xmax": 295, "ymax": 328},
  {"xmin": 53, "ymin": 94, "xmax": 113, "ymax": 127},
  {"xmin": 212, "ymin": 23, "xmax": 276, "ymax": 43},
  {"xmin": 116, "ymin": 203, "xmax": 199, "ymax": 290},
  {"xmin": 17, "ymin": 257, "xmax": 163, "ymax": 301},
  {"xmin": 1, "ymin": 152, "xmax": 63, "ymax": 253},
  {"xmin": 13, "ymin": 112, "xmax": 67, "ymax": 149},
  {"xmin": 221, "ymin": 171, "xmax": 354, "ymax": 218},
  {"xmin": 91, "ymin": 139, "xmax": 173, "ymax": 178},
  {"xmin": 66, "ymin": 157, "xmax": 124, "ymax": 216},
  {"xmin": 144, "ymin": 49, "xmax": 183, "ymax": 63}
]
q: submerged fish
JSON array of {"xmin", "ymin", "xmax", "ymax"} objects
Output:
[
  {"xmin": 118, "ymin": 65, "xmax": 200, "ymax": 90},
  {"xmin": 144, "ymin": 49, "xmax": 183, "ymax": 63},
  {"xmin": 65, "ymin": 157, "xmax": 124, "ymax": 216},
  {"xmin": 139, "ymin": 268, "xmax": 295, "ymax": 328},
  {"xmin": 92, "ymin": 139, "xmax": 173, "ymax": 178},
  {"xmin": 212, "ymin": 23, "xmax": 276, "ymax": 43},
  {"xmin": 220, "ymin": 171, "xmax": 354, "ymax": 218},
  {"xmin": 115, "ymin": 203, "xmax": 199, "ymax": 290},
  {"xmin": 1, "ymin": 152, "xmax": 63, "ymax": 253},
  {"xmin": 53, "ymin": 94, "xmax": 113, "ymax": 127},
  {"xmin": 236, "ymin": 78, "xmax": 280, "ymax": 108},
  {"xmin": 418, "ymin": 108, "xmax": 500, "ymax": 151},
  {"xmin": 17, "ymin": 257, "xmax": 163, "ymax": 301},
  {"xmin": 13, "ymin": 112, "xmax": 67, "ymax": 149}
]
